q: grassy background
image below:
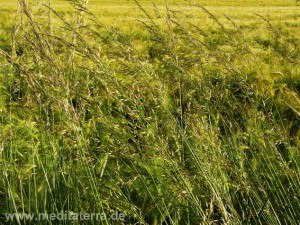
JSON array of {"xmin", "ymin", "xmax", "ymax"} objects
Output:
[{"xmin": 0, "ymin": 0, "xmax": 300, "ymax": 224}]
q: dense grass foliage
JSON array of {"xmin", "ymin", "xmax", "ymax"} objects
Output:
[{"xmin": 0, "ymin": 0, "xmax": 300, "ymax": 224}]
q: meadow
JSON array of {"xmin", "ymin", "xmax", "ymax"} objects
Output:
[{"xmin": 0, "ymin": 0, "xmax": 300, "ymax": 224}]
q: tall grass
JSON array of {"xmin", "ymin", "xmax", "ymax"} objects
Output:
[{"xmin": 0, "ymin": 0, "xmax": 300, "ymax": 224}]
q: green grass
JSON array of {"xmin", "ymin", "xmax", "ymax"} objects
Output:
[{"xmin": 0, "ymin": 0, "xmax": 300, "ymax": 224}]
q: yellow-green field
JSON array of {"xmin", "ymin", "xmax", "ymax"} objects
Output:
[
  {"xmin": 1, "ymin": 1, "xmax": 300, "ymax": 225},
  {"xmin": 1, "ymin": 1, "xmax": 300, "ymax": 32}
]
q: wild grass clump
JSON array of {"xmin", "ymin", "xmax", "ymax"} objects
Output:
[{"xmin": 0, "ymin": 0, "xmax": 300, "ymax": 224}]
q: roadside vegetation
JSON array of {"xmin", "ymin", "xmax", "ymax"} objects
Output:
[{"xmin": 0, "ymin": 0, "xmax": 300, "ymax": 224}]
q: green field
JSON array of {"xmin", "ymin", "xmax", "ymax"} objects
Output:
[{"xmin": 1, "ymin": 0, "xmax": 300, "ymax": 224}]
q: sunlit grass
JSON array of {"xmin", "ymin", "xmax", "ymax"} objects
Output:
[{"xmin": 0, "ymin": 0, "xmax": 300, "ymax": 224}]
